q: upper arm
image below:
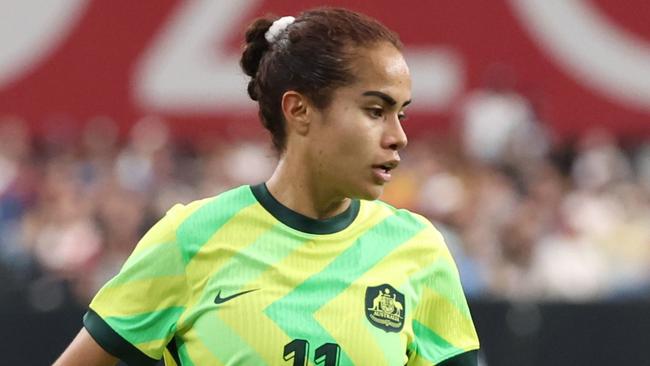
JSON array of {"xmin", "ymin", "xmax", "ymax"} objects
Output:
[
  {"xmin": 53, "ymin": 328, "xmax": 118, "ymax": 366},
  {"xmin": 82, "ymin": 204, "xmax": 192, "ymax": 363},
  {"xmin": 409, "ymin": 226, "xmax": 480, "ymax": 365}
]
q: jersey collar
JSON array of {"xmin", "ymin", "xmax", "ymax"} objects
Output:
[{"xmin": 250, "ymin": 183, "xmax": 360, "ymax": 235}]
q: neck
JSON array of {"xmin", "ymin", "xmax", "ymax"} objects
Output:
[{"xmin": 266, "ymin": 155, "xmax": 351, "ymax": 220}]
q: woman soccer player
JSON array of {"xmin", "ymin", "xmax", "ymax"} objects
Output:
[{"xmin": 56, "ymin": 7, "xmax": 479, "ymax": 366}]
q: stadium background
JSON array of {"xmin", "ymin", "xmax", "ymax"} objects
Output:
[{"xmin": 1, "ymin": 1, "xmax": 649, "ymax": 365}]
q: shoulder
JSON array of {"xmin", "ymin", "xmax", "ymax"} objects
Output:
[
  {"xmin": 166, "ymin": 185, "xmax": 257, "ymax": 232},
  {"xmin": 361, "ymin": 200, "xmax": 446, "ymax": 248},
  {"xmin": 133, "ymin": 185, "xmax": 256, "ymax": 255},
  {"xmin": 363, "ymin": 200, "xmax": 441, "ymax": 233}
]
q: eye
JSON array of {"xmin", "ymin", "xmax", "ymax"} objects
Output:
[
  {"xmin": 398, "ymin": 112, "xmax": 408, "ymax": 122},
  {"xmin": 366, "ymin": 107, "xmax": 384, "ymax": 119}
]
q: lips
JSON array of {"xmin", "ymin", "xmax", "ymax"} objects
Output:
[
  {"xmin": 372, "ymin": 159, "xmax": 400, "ymax": 173},
  {"xmin": 371, "ymin": 159, "xmax": 399, "ymax": 183}
]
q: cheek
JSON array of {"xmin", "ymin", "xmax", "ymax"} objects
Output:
[
  {"xmin": 315, "ymin": 109, "xmax": 377, "ymax": 171},
  {"xmin": 331, "ymin": 129, "xmax": 369, "ymax": 164}
]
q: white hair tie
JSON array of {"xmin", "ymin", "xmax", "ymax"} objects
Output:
[{"xmin": 265, "ymin": 16, "xmax": 295, "ymax": 44}]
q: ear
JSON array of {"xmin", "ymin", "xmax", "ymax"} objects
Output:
[{"xmin": 281, "ymin": 91, "xmax": 311, "ymax": 136}]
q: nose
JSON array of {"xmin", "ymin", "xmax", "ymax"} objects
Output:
[{"xmin": 383, "ymin": 115, "xmax": 408, "ymax": 151}]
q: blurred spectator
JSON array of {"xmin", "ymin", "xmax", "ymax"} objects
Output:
[
  {"xmin": 1, "ymin": 113, "xmax": 649, "ymax": 307},
  {"xmin": 458, "ymin": 65, "xmax": 549, "ymax": 167},
  {"xmin": 0, "ymin": 116, "xmax": 37, "ymax": 280}
]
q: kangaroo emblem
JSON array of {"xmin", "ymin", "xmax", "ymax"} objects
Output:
[{"xmin": 365, "ymin": 284, "xmax": 405, "ymax": 332}]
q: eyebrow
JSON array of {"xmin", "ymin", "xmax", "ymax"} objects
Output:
[{"xmin": 362, "ymin": 91, "xmax": 411, "ymax": 107}]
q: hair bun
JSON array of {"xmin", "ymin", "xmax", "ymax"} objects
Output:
[
  {"xmin": 240, "ymin": 17, "xmax": 275, "ymax": 79},
  {"xmin": 247, "ymin": 78, "xmax": 259, "ymax": 101}
]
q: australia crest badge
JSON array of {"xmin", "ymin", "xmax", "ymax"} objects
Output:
[{"xmin": 365, "ymin": 284, "xmax": 405, "ymax": 332}]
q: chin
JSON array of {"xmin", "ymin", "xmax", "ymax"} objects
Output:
[{"xmin": 353, "ymin": 184, "xmax": 384, "ymax": 201}]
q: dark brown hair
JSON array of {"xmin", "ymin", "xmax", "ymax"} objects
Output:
[{"xmin": 240, "ymin": 7, "xmax": 402, "ymax": 153}]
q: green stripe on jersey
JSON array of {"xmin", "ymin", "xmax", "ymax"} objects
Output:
[
  {"xmin": 413, "ymin": 320, "xmax": 464, "ymax": 363},
  {"xmin": 177, "ymin": 186, "xmax": 257, "ymax": 263},
  {"xmin": 192, "ymin": 308, "xmax": 267, "ymax": 365},
  {"xmin": 193, "ymin": 224, "xmax": 312, "ymax": 361},
  {"xmin": 408, "ymin": 257, "xmax": 471, "ymax": 317},
  {"xmin": 110, "ymin": 241, "xmax": 183, "ymax": 285},
  {"xmin": 198, "ymin": 223, "xmax": 311, "ymax": 303},
  {"xmin": 265, "ymin": 209, "xmax": 426, "ymax": 365}
]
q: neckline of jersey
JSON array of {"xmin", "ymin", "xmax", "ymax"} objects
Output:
[{"xmin": 249, "ymin": 183, "xmax": 360, "ymax": 235}]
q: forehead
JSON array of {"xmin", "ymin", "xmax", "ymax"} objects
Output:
[{"xmin": 345, "ymin": 43, "xmax": 411, "ymax": 100}]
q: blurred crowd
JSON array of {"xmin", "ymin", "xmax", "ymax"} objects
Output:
[{"xmin": 1, "ymin": 90, "xmax": 650, "ymax": 309}]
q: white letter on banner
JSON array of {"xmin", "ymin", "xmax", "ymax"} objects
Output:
[
  {"xmin": 133, "ymin": 0, "xmax": 463, "ymax": 114},
  {"xmin": 509, "ymin": 0, "xmax": 650, "ymax": 110},
  {"xmin": 0, "ymin": 0, "xmax": 89, "ymax": 89}
]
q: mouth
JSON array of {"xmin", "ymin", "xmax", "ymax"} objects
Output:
[
  {"xmin": 372, "ymin": 159, "xmax": 400, "ymax": 172},
  {"xmin": 371, "ymin": 160, "xmax": 400, "ymax": 183}
]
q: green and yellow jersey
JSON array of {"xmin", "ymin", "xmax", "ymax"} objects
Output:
[{"xmin": 84, "ymin": 184, "xmax": 479, "ymax": 365}]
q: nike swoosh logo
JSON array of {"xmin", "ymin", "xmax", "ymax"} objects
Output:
[{"xmin": 214, "ymin": 288, "xmax": 259, "ymax": 304}]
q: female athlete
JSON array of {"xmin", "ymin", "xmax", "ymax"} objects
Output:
[{"xmin": 55, "ymin": 7, "xmax": 479, "ymax": 366}]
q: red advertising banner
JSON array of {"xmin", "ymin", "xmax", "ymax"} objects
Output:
[{"xmin": 1, "ymin": 0, "xmax": 649, "ymax": 140}]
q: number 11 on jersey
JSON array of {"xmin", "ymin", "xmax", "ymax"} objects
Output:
[{"xmin": 284, "ymin": 339, "xmax": 341, "ymax": 366}]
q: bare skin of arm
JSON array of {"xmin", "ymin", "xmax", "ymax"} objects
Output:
[{"xmin": 53, "ymin": 328, "xmax": 118, "ymax": 366}]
